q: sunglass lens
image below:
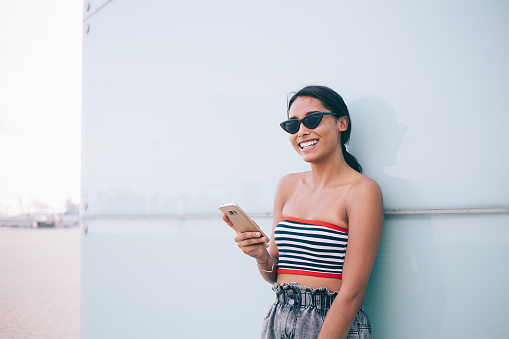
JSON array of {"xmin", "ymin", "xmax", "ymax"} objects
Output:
[
  {"xmin": 280, "ymin": 120, "xmax": 300, "ymax": 134},
  {"xmin": 302, "ymin": 114, "xmax": 323, "ymax": 129}
]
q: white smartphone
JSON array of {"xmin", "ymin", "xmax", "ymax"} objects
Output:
[{"xmin": 218, "ymin": 203, "xmax": 270, "ymax": 243}]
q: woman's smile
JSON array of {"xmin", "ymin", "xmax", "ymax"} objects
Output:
[{"xmin": 299, "ymin": 139, "xmax": 319, "ymax": 150}]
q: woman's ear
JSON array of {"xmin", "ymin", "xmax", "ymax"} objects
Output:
[{"xmin": 337, "ymin": 116, "xmax": 349, "ymax": 132}]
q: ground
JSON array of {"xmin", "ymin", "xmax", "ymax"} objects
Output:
[{"xmin": 0, "ymin": 226, "xmax": 80, "ymax": 339}]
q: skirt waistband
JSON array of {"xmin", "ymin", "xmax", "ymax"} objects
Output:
[{"xmin": 272, "ymin": 283, "xmax": 338, "ymax": 310}]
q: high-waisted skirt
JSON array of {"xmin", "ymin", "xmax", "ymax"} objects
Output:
[{"xmin": 261, "ymin": 283, "xmax": 372, "ymax": 339}]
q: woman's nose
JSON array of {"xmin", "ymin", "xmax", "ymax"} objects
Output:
[{"xmin": 298, "ymin": 122, "xmax": 310, "ymax": 136}]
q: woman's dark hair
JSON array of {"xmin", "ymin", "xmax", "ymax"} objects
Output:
[{"xmin": 287, "ymin": 85, "xmax": 362, "ymax": 173}]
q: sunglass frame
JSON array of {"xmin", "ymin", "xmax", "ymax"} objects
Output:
[{"xmin": 280, "ymin": 112, "xmax": 340, "ymax": 134}]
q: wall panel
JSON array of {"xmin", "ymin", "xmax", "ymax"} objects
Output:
[{"xmin": 82, "ymin": 1, "xmax": 509, "ymax": 337}]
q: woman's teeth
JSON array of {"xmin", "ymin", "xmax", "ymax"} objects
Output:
[{"xmin": 299, "ymin": 140, "xmax": 318, "ymax": 149}]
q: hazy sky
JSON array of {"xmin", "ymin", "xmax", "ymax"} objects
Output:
[{"xmin": 0, "ymin": 1, "xmax": 82, "ymax": 214}]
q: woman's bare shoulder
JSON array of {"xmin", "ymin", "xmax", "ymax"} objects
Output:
[
  {"xmin": 348, "ymin": 173, "xmax": 383, "ymax": 202},
  {"xmin": 274, "ymin": 172, "xmax": 308, "ymax": 203},
  {"xmin": 278, "ymin": 171, "xmax": 308, "ymax": 187}
]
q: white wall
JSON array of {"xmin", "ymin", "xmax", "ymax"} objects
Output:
[{"xmin": 82, "ymin": 1, "xmax": 509, "ymax": 338}]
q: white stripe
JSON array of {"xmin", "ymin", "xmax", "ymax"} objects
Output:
[
  {"xmin": 277, "ymin": 247, "xmax": 345, "ymax": 259},
  {"xmin": 276, "ymin": 225, "xmax": 347, "ymax": 239},
  {"xmin": 276, "ymin": 228, "xmax": 348, "ymax": 242},
  {"xmin": 279, "ymin": 252, "xmax": 344, "ymax": 262},
  {"xmin": 278, "ymin": 238, "xmax": 347, "ymax": 246},
  {"xmin": 276, "ymin": 232, "xmax": 347, "ymax": 243},
  {"xmin": 276, "ymin": 239, "xmax": 346, "ymax": 251},
  {"xmin": 278, "ymin": 222, "xmax": 348, "ymax": 235},
  {"xmin": 282, "ymin": 257, "xmax": 341, "ymax": 267},
  {"xmin": 280, "ymin": 263, "xmax": 342, "ymax": 273}
]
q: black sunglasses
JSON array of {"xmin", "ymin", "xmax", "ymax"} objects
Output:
[{"xmin": 280, "ymin": 112, "xmax": 340, "ymax": 134}]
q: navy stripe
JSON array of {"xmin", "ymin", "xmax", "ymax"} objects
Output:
[
  {"xmin": 278, "ymin": 262, "xmax": 343, "ymax": 273},
  {"xmin": 279, "ymin": 219, "xmax": 346, "ymax": 230},
  {"xmin": 276, "ymin": 224, "xmax": 347, "ymax": 236},
  {"xmin": 275, "ymin": 240, "xmax": 347, "ymax": 253},
  {"xmin": 278, "ymin": 260, "xmax": 342, "ymax": 271},
  {"xmin": 274, "ymin": 237, "xmax": 346, "ymax": 249},
  {"xmin": 278, "ymin": 248, "xmax": 346, "ymax": 257},
  {"xmin": 275, "ymin": 229, "xmax": 348, "ymax": 241},
  {"xmin": 279, "ymin": 253, "xmax": 344, "ymax": 266}
]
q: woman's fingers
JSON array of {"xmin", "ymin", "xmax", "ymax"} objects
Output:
[
  {"xmin": 222, "ymin": 214, "xmax": 240, "ymax": 234},
  {"xmin": 222, "ymin": 214, "xmax": 233, "ymax": 226},
  {"xmin": 237, "ymin": 236, "xmax": 267, "ymax": 259},
  {"xmin": 237, "ymin": 236, "xmax": 267, "ymax": 247},
  {"xmin": 235, "ymin": 231, "xmax": 262, "ymax": 241}
]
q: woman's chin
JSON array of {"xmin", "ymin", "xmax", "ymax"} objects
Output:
[{"xmin": 299, "ymin": 152, "xmax": 319, "ymax": 163}]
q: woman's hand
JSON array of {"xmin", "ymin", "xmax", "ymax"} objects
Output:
[{"xmin": 222, "ymin": 214, "xmax": 269, "ymax": 262}]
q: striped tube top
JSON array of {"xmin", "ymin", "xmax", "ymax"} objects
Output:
[{"xmin": 274, "ymin": 217, "xmax": 348, "ymax": 279}]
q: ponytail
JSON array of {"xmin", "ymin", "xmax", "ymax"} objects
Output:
[{"xmin": 341, "ymin": 144, "xmax": 362, "ymax": 173}]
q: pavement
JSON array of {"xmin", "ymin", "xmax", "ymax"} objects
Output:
[{"xmin": 0, "ymin": 226, "xmax": 80, "ymax": 339}]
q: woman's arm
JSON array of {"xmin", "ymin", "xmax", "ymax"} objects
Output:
[
  {"xmin": 318, "ymin": 179, "xmax": 384, "ymax": 339},
  {"xmin": 222, "ymin": 214, "xmax": 274, "ymax": 280},
  {"xmin": 223, "ymin": 174, "xmax": 293, "ymax": 283},
  {"xmin": 257, "ymin": 174, "xmax": 293, "ymax": 283}
]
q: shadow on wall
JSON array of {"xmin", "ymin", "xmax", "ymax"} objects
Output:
[{"xmin": 349, "ymin": 97, "xmax": 446, "ymax": 338}]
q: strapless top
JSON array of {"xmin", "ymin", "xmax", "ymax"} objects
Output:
[{"xmin": 274, "ymin": 216, "xmax": 348, "ymax": 279}]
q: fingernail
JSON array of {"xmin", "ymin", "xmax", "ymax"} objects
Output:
[{"xmin": 256, "ymin": 232, "xmax": 261, "ymax": 236}]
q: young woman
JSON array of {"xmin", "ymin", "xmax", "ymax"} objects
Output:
[{"xmin": 222, "ymin": 85, "xmax": 384, "ymax": 339}]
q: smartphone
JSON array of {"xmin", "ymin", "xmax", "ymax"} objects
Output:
[{"xmin": 218, "ymin": 203, "xmax": 270, "ymax": 243}]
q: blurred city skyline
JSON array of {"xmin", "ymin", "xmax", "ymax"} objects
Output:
[{"xmin": 0, "ymin": 0, "xmax": 82, "ymax": 215}]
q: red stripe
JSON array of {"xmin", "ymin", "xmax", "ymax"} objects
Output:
[
  {"xmin": 277, "ymin": 268, "xmax": 342, "ymax": 279},
  {"xmin": 283, "ymin": 216, "xmax": 349, "ymax": 233}
]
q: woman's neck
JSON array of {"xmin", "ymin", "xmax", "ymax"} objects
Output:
[{"xmin": 308, "ymin": 151, "xmax": 352, "ymax": 189}]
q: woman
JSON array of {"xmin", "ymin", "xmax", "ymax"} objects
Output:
[{"xmin": 222, "ymin": 85, "xmax": 384, "ymax": 339}]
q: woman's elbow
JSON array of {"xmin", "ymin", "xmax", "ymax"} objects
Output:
[
  {"xmin": 342, "ymin": 288, "xmax": 365, "ymax": 309},
  {"xmin": 353, "ymin": 293, "xmax": 365, "ymax": 309}
]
